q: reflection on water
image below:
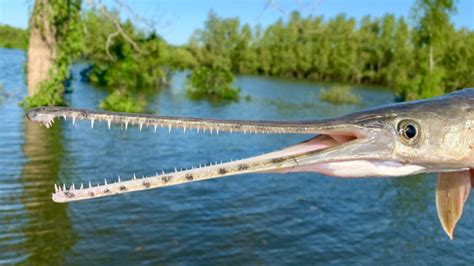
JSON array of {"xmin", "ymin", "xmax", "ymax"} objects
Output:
[
  {"xmin": 1, "ymin": 47, "xmax": 474, "ymax": 264},
  {"xmin": 20, "ymin": 120, "xmax": 76, "ymax": 264}
]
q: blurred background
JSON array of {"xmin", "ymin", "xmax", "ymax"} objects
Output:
[{"xmin": 0, "ymin": 0, "xmax": 473, "ymax": 264}]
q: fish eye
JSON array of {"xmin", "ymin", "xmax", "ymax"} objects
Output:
[{"xmin": 397, "ymin": 120, "xmax": 420, "ymax": 145}]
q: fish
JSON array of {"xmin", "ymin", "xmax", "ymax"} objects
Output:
[{"xmin": 26, "ymin": 88, "xmax": 474, "ymax": 239}]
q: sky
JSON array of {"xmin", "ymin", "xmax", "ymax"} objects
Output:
[{"xmin": 0, "ymin": 0, "xmax": 473, "ymax": 45}]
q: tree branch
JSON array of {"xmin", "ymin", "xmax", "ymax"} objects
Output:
[
  {"xmin": 100, "ymin": 6, "xmax": 142, "ymax": 55},
  {"xmin": 105, "ymin": 30, "xmax": 120, "ymax": 60}
]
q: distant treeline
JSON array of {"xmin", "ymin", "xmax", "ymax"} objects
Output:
[
  {"xmin": 188, "ymin": 10, "xmax": 474, "ymax": 100},
  {"xmin": 0, "ymin": 24, "xmax": 28, "ymax": 50}
]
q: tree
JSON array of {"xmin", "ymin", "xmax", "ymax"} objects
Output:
[
  {"xmin": 233, "ymin": 24, "xmax": 257, "ymax": 73},
  {"xmin": 413, "ymin": 0, "xmax": 456, "ymax": 72},
  {"xmin": 402, "ymin": 0, "xmax": 457, "ymax": 99},
  {"xmin": 23, "ymin": 0, "xmax": 83, "ymax": 107}
]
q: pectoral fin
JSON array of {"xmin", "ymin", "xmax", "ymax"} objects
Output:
[{"xmin": 436, "ymin": 171, "xmax": 472, "ymax": 239}]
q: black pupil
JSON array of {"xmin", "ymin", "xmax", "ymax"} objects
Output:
[{"xmin": 404, "ymin": 124, "xmax": 417, "ymax": 139}]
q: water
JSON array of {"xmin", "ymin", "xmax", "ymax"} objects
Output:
[{"xmin": 0, "ymin": 47, "xmax": 472, "ymax": 265}]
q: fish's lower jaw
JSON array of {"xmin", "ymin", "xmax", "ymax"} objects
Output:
[{"xmin": 50, "ymin": 156, "xmax": 262, "ymax": 203}]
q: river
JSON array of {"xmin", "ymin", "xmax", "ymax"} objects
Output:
[{"xmin": 0, "ymin": 48, "xmax": 472, "ymax": 265}]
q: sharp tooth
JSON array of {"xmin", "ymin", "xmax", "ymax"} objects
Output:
[
  {"xmin": 125, "ymin": 121, "xmax": 129, "ymax": 130},
  {"xmin": 104, "ymin": 179, "xmax": 108, "ymax": 185},
  {"xmin": 63, "ymin": 184, "xmax": 66, "ymax": 191},
  {"xmin": 72, "ymin": 184, "xmax": 75, "ymax": 190},
  {"xmin": 197, "ymin": 127, "xmax": 200, "ymax": 133},
  {"xmin": 107, "ymin": 119, "xmax": 111, "ymax": 129},
  {"xmin": 62, "ymin": 115, "xmax": 67, "ymax": 120},
  {"xmin": 91, "ymin": 119, "xmax": 95, "ymax": 129},
  {"xmin": 210, "ymin": 128, "xmax": 213, "ymax": 134},
  {"xmin": 133, "ymin": 173, "xmax": 137, "ymax": 180},
  {"xmin": 118, "ymin": 176, "xmax": 121, "ymax": 182},
  {"xmin": 139, "ymin": 123, "xmax": 143, "ymax": 131},
  {"xmin": 217, "ymin": 128, "xmax": 219, "ymax": 134},
  {"xmin": 168, "ymin": 125, "xmax": 172, "ymax": 133},
  {"xmin": 183, "ymin": 126, "xmax": 186, "ymax": 134},
  {"xmin": 154, "ymin": 124, "xmax": 157, "ymax": 133},
  {"xmin": 72, "ymin": 116, "xmax": 76, "ymax": 126},
  {"xmin": 80, "ymin": 183, "xmax": 83, "ymax": 190},
  {"xmin": 54, "ymin": 184, "xmax": 58, "ymax": 192},
  {"xmin": 88, "ymin": 181, "xmax": 92, "ymax": 188},
  {"xmin": 174, "ymin": 167, "xmax": 177, "ymax": 173}
]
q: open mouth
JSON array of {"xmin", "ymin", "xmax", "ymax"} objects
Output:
[{"xmin": 26, "ymin": 106, "xmax": 422, "ymax": 203}]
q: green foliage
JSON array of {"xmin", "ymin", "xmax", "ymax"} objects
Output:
[
  {"xmin": 83, "ymin": 10, "xmax": 161, "ymax": 91},
  {"xmin": 190, "ymin": 7, "xmax": 473, "ymax": 101},
  {"xmin": 21, "ymin": 72, "xmax": 68, "ymax": 107},
  {"xmin": 15, "ymin": 1, "xmax": 472, "ymax": 109},
  {"xmin": 188, "ymin": 11, "xmax": 239, "ymax": 70},
  {"xmin": 99, "ymin": 89, "xmax": 146, "ymax": 113},
  {"xmin": 412, "ymin": 0, "xmax": 456, "ymax": 47},
  {"xmin": 87, "ymin": 37, "xmax": 167, "ymax": 91},
  {"xmin": 320, "ymin": 85, "xmax": 361, "ymax": 104},
  {"xmin": 0, "ymin": 24, "xmax": 27, "ymax": 49},
  {"xmin": 168, "ymin": 47, "xmax": 198, "ymax": 70},
  {"xmin": 396, "ymin": 69, "xmax": 445, "ymax": 101},
  {"xmin": 82, "ymin": 9, "xmax": 198, "ymax": 110},
  {"xmin": 83, "ymin": 9, "xmax": 197, "ymax": 91},
  {"xmin": 395, "ymin": 0, "xmax": 459, "ymax": 100},
  {"xmin": 187, "ymin": 66, "xmax": 240, "ymax": 101},
  {"xmin": 22, "ymin": 0, "xmax": 83, "ymax": 108}
]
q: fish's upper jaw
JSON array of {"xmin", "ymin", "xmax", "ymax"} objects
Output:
[{"xmin": 26, "ymin": 108, "xmax": 57, "ymax": 128}]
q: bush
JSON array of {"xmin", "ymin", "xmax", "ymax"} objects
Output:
[
  {"xmin": 99, "ymin": 90, "xmax": 146, "ymax": 113},
  {"xmin": 21, "ymin": 71, "xmax": 70, "ymax": 108},
  {"xmin": 320, "ymin": 85, "xmax": 361, "ymax": 104},
  {"xmin": 187, "ymin": 66, "xmax": 239, "ymax": 101}
]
